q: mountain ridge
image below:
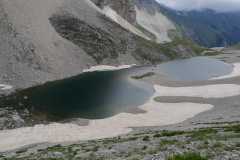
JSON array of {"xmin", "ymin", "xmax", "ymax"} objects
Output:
[{"xmin": 153, "ymin": 1, "xmax": 240, "ymax": 47}]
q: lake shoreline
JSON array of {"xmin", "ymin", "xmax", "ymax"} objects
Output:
[{"xmin": 1, "ymin": 55, "xmax": 240, "ymax": 153}]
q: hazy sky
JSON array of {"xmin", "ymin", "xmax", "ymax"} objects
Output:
[{"xmin": 155, "ymin": 0, "xmax": 240, "ymax": 12}]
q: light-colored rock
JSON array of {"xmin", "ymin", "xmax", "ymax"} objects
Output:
[
  {"xmin": 102, "ymin": 6, "xmax": 150, "ymax": 40},
  {"xmin": 135, "ymin": 6, "xmax": 176, "ymax": 43}
]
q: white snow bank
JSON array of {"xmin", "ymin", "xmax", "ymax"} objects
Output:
[
  {"xmin": 211, "ymin": 63, "xmax": 240, "ymax": 80},
  {"xmin": 0, "ymin": 84, "xmax": 13, "ymax": 90},
  {"xmin": 211, "ymin": 47, "xmax": 224, "ymax": 52},
  {"xmin": 83, "ymin": 64, "xmax": 136, "ymax": 72},
  {"xmin": 155, "ymin": 84, "xmax": 240, "ymax": 98},
  {"xmin": 135, "ymin": 6, "xmax": 176, "ymax": 43},
  {"xmin": 102, "ymin": 6, "xmax": 150, "ymax": 40}
]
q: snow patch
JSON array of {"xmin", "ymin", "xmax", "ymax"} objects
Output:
[
  {"xmin": 83, "ymin": 64, "xmax": 136, "ymax": 72},
  {"xmin": 0, "ymin": 84, "xmax": 13, "ymax": 90},
  {"xmin": 155, "ymin": 84, "xmax": 240, "ymax": 98}
]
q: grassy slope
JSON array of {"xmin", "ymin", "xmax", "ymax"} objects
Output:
[{"xmin": 133, "ymin": 34, "xmax": 205, "ymax": 64}]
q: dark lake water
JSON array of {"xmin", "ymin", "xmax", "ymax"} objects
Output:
[
  {"xmin": 155, "ymin": 57, "xmax": 233, "ymax": 81},
  {"xmin": 0, "ymin": 57, "xmax": 233, "ymax": 122},
  {"xmin": 11, "ymin": 69, "xmax": 154, "ymax": 121}
]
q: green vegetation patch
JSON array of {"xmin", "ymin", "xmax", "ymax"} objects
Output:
[
  {"xmin": 189, "ymin": 128, "xmax": 217, "ymax": 140},
  {"xmin": 224, "ymin": 124, "xmax": 240, "ymax": 133},
  {"xmin": 168, "ymin": 152, "xmax": 207, "ymax": 160},
  {"xmin": 161, "ymin": 130, "xmax": 186, "ymax": 137}
]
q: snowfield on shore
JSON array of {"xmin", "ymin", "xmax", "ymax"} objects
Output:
[
  {"xmin": 83, "ymin": 64, "xmax": 136, "ymax": 72},
  {"xmin": 155, "ymin": 84, "xmax": 240, "ymax": 98}
]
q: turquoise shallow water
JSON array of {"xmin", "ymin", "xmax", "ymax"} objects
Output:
[{"xmin": 156, "ymin": 57, "xmax": 233, "ymax": 81}]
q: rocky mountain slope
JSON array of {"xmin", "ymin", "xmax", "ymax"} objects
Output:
[
  {"xmin": 155, "ymin": 3, "xmax": 240, "ymax": 47},
  {"xmin": 117, "ymin": 0, "xmax": 240, "ymax": 48},
  {"xmin": 0, "ymin": 0, "xmax": 202, "ymax": 90}
]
